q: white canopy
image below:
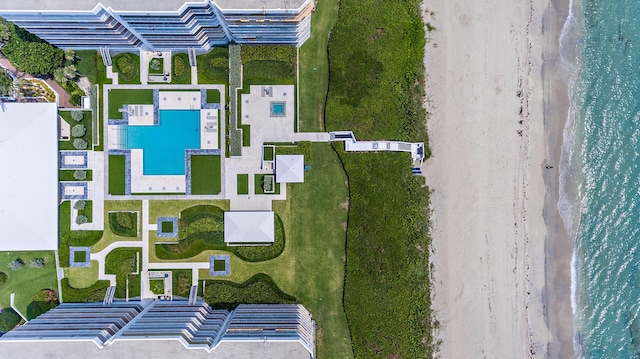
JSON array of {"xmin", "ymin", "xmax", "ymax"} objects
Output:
[
  {"xmin": 224, "ymin": 211, "xmax": 274, "ymax": 245},
  {"xmin": 0, "ymin": 103, "xmax": 58, "ymax": 251},
  {"xmin": 275, "ymin": 155, "xmax": 304, "ymax": 183}
]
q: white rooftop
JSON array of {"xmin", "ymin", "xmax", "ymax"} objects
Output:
[
  {"xmin": 224, "ymin": 211, "xmax": 274, "ymax": 244},
  {"xmin": 0, "ymin": 103, "xmax": 58, "ymax": 251},
  {"xmin": 275, "ymin": 155, "xmax": 304, "ymax": 183}
]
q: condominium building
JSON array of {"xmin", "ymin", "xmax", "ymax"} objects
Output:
[
  {"xmin": 0, "ymin": 301, "xmax": 316, "ymax": 359},
  {"xmin": 0, "ymin": 0, "xmax": 315, "ymax": 50}
]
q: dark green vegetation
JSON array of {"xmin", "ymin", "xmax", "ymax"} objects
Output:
[
  {"xmin": 197, "ymin": 48, "xmax": 229, "ymax": 84},
  {"xmin": 236, "ymin": 174, "xmax": 249, "ymax": 195},
  {"xmin": 148, "ymin": 57, "xmax": 163, "ymax": 75},
  {"xmin": 108, "ymin": 155, "xmax": 126, "ymax": 195},
  {"xmin": 109, "ymin": 212, "xmax": 138, "ymax": 237},
  {"xmin": 78, "ymin": 200, "xmax": 93, "ymax": 223},
  {"xmin": 150, "ymin": 279, "xmax": 164, "ymax": 295},
  {"xmin": 0, "ymin": 251, "xmax": 59, "ymax": 318},
  {"xmin": 73, "ymin": 250, "xmax": 87, "ymax": 263},
  {"xmin": 325, "ymin": 0, "xmax": 433, "ymax": 356},
  {"xmin": 0, "ymin": 272, "xmax": 7, "ymax": 287},
  {"xmin": 254, "ymin": 174, "xmax": 280, "ymax": 195},
  {"xmin": 171, "ymin": 53, "xmax": 191, "ymax": 84},
  {"xmin": 112, "ymin": 52, "xmax": 140, "ymax": 84},
  {"xmin": 105, "ymin": 248, "xmax": 141, "ymax": 298},
  {"xmin": 161, "ymin": 221, "xmax": 174, "ymax": 234},
  {"xmin": 206, "ymin": 89, "xmax": 220, "ymax": 103},
  {"xmin": 0, "ymin": 68, "xmax": 13, "ymax": 96},
  {"xmin": 203, "ymin": 273, "xmax": 296, "ymax": 310},
  {"xmin": 58, "ymin": 111, "xmax": 93, "ymax": 151},
  {"xmin": 0, "ymin": 21, "xmax": 63, "ymax": 75},
  {"xmin": 26, "ymin": 289, "xmax": 58, "ymax": 320},
  {"xmin": 172, "ymin": 270, "xmax": 191, "ymax": 298},
  {"xmin": 108, "ymin": 89, "xmax": 154, "ymax": 119},
  {"xmin": 59, "ymin": 170, "xmax": 93, "ymax": 181},
  {"xmin": 61, "ymin": 278, "xmax": 109, "ymax": 302},
  {"xmin": 263, "ymin": 146, "xmax": 274, "ymax": 161},
  {"xmin": 190, "ymin": 155, "xmax": 221, "ymax": 195},
  {"xmin": 213, "ymin": 260, "xmax": 225, "ymax": 272},
  {"xmin": 273, "ymin": 141, "xmax": 313, "ymax": 162},
  {"xmin": 240, "ymin": 45, "xmax": 296, "ymax": 85},
  {"xmin": 74, "ymin": 50, "xmax": 99, "ymax": 85},
  {"xmin": 0, "ymin": 308, "xmax": 21, "ymax": 333},
  {"xmin": 155, "ymin": 205, "xmax": 285, "ymax": 262}
]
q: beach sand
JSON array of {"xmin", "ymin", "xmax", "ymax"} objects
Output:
[{"xmin": 423, "ymin": 0, "xmax": 573, "ymax": 356}]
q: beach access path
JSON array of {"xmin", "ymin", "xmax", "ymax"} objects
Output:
[{"xmin": 423, "ymin": 0, "xmax": 550, "ymax": 357}]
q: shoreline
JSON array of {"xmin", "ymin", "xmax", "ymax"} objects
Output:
[{"xmin": 423, "ymin": 0, "xmax": 574, "ymax": 356}]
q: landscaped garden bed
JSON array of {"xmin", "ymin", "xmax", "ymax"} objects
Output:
[
  {"xmin": 254, "ymin": 174, "xmax": 280, "ymax": 195},
  {"xmin": 148, "ymin": 57, "xmax": 164, "ymax": 75},
  {"xmin": 113, "ymin": 52, "xmax": 140, "ymax": 84},
  {"xmin": 61, "ymin": 278, "xmax": 109, "ymax": 302},
  {"xmin": 196, "ymin": 48, "xmax": 229, "ymax": 84},
  {"xmin": 150, "ymin": 279, "xmax": 164, "ymax": 295},
  {"xmin": 105, "ymin": 248, "xmax": 140, "ymax": 298},
  {"xmin": 58, "ymin": 110, "xmax": 93, "ymax": 151},
  {"xmin": 171, "ymin": 53, "xmax": 191, "ymax": 84},
  {"xmin": 109, "ymin": 211, "xmax": 138, "ymax": 237},
  {"xmin": 203, "ymin": 273, "xmax": 296, "ymax": 310}
]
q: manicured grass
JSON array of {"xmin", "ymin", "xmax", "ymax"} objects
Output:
[
  {"xmin": 109, "ymin": 212, "xmax": 138, "ymax": 237},
  {"xmin": 107, "ymin": 88, "xmax": 154, "ymax": 120},
  {"xmin": 325, "ymin": 0, "xmax": 433, "ymax": 355},
  {"xmin": 73, "ymin": 250, "xmax": 87, "ymax": 263},
  {"xmin": 79, "ymin": 200, "xmax": 93, "ymax": 223},
  {"xmin": 150, "ymin": 279, "xmax": 164, "ymax": 295},
  {"xmin": 236, "ymin": 174, "xmax": 249, "ymax": 195},
  {"xmin": 263, "ymin": 146, "xmax": 274, "ymax": 161},
  {"xmin": 105, "ymin": 248, "xmax": 141, "ymax": 298},
  {"xmin": 171, "ymin": 53, "xmax": 191, "ymax": 84},
  {"xmin": 203, "ymin": 273, "xmax": 297, "ymax": 310},
  {"xmin": 153, "ymin": 205, "xmax": 284, "ymax": 262},
  {"xmin": 190, "ymin": 155, "xmax": 221, "ymax": 195},
  {"xmin": 298, "ymin": 0, "xmax": 339, "ymax": 131},
  {"xmin": 108, "ymin": 155, "xmax": 126, "ymax": 195},
  {"xmin": 240, "ymin": 124, "xmax": 250, "ymax": 146},
  {"xmin": 172, "ymin": 269, "xmax": 191, "ymax": 298},
  {"xmin": 58, "ymin": 110, "xmax": 93, "ymax": 151},
  {"xmin": 206, "ymin": 89, "xmax": 220, "ymax": 103},
  {"xmin": 254, "ymin": 174, "xmax": 280, "ymax": 195},
  {"xmin": 74, "ymin": 50, "xmax": 99, "ymax": 85},
  {"xmin": 196, "ymin": 48, "xmax": 229, "ymax": 84},
  {"xmin": 0, "ymin": 251, "xmax": 58, "ymax": 317},
  {"xmin": 59, "ymin": 170, "xmax": 93, "ymax": 181},
  {"xmin": 161, "ymin": 221, "xmax": 174, "ymax": 234},
  {"xmin": 64, "ymin": 261, "xmax": 99, "ymax": 289},
  {"xmin": 91, "ymin": 201, "xmax": 142, "ymax": 253},
  {"xmin": 213, "ymin": 260, "xmax": 225, "ymax": 272},
  {"xmin": 61, "ymin": 278, "xmax": 109, "ymax": 303},
  {"xmin": 112, "ymin": 52, "xmax": 140, "ymax": 84},
  {"xmin": 242, "ymin": 61, "xmax": 296, "ymax": 86}
]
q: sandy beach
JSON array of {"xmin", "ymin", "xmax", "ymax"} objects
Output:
[{"xmin": 423, "ymin": 0, "xmax": 574, "ymax": 357}]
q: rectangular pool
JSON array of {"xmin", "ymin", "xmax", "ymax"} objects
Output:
[
  {"xmin": 270, "ymin": 101, "xmax": 286, "ymax": 117},
  {"xmin": 127, "ymin": 110, "xmax": 200, "ymax": 175}
]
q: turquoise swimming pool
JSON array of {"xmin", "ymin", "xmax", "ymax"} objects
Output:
[
  {"xmin": 127, "ymin": 110, "xmax": 200, "ymax": 175},
  {"xmin": 270, "ymin": 102, "xmax": 286, "ymax": 117}
]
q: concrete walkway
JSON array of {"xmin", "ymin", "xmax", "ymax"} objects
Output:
[{"xmin": 70, "ymin": 151, "xmax": 105, "ymax": 231}]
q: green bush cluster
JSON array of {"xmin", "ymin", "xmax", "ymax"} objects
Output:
[
  {"xmin": 75, "ymin": 215, "xmax": 88, "ymax": 225},
  {"xmin": 109, "ymin": 212, "xmax": 138, "ymax": 237},
  {"xmin": 73, "ymin": 200, "xmax": 86, "ymax": 210},
  {"xmin": 197, "ymin": 47, "xmax": 229, "ymax": 84},
  {"xmin": 27, "ymin": 289, "xmax": 58, "ymax": 319},
  {"xmin": 60, "ymin": 278, "xmax": 109, "ymax": 302},
  {"xmin": 71, "ymin": 124, "xmax": 86, "ymax": 138},
  {"xmin": 73, "ymin": 138, "xmax": 87, "ymax": 150},
  {"xmin": 1, "ymin": 25, "xmax": 63, "ymax": 76},
  {"xmin": 71, "ymin": 110, "xmax": 84, "ymax": 122},
  {"xmin": 0, "ymin": 69, "xmax": 13, "ymax": 96},
  {"xmin": 178, "ymin": 218, "xmax": 223, "ymax": 241},
  {"xmin": 73, "ymin": 170, "xmax": 87, "ymax": 181},
  {"xmin": 0, "ymin": 308, "xmax": 22, "ymax": 333},
  {"xmin": 203, "ymin": 273, "xmax": 296, "ymax": 310},
  {"xmin": 113, "ymin": 53, "xmax": 139, "ymax": 82},
  {"xmin": 325, "ymin": 0, "xmax": 433, "ymax": 356},
  {"xmin": 0, "ymin": 272, "xmax": 8, "ymax": 287},
  {"xmin": 8, "ymin": 258, "xmax": 24, "ymax": 271},
  {"xmin": 240, "ymin": 45, "xmax": 296, "ymax": 64},
  {"xmin": 149, "ymin": 58, "xmax": 162, "ymax": 73},
  {"xmin": 105, "ymin": 248, "xmax": 140, "ymax": 298},
  {"xmin": 172, "ymin": 53, "xmax": 189, "ymax": 80}
]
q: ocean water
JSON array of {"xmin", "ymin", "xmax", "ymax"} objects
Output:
[
  {"xmin": 127, "ymin": 110, "xmax": 200, "ymax": 175},
  {"xmin": 560, "ymin": 0, "xmax": 640, "ymax": 357}
]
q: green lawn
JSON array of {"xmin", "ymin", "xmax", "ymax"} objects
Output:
[
  {"xmin": 263, "ymin": 146, "xmax": 274, "ymax": 161},
  {"xmin": 105, "ymin": 248, "xmax": 141, "ymax": 298},
  {"xmin": 74, "ymin": 50, "xmax": 99, "ymax": 85},
  {"xmin": 58, "ymin": 110, "xmax": 93, "ymax": 151},
  {"xmin": 59, "ymin": 170, "xmax": 93, "ymax": 182},
  {"xmin": 112, "ymin": 52, "xmax": 141, "ymax": 84},
  {"xmin": 0, "ymin": 251, "xmax": 58, "ymax": 318},
  {"xmin": 108, "ymin": 155, "xmax": 126, "ymax": 195},
  {"xmin": 206, "ymin": 89, "xmax": 220, "ymax": 103},
  {"xmin": 161, "ymin": 221, "xmax": 174, "ymax": 234},
  {"xmin": 107, "ymin": 89, "xmax": 154, "ymax": 120},
  {"xmin": 236, "ymin": 174, "xmax": 249, "ymax": 195},
  {"xmin": 64, "ymin": 261, "xmax": 99, "ymax": 289},
  {"xmin": 171, "ymin": 53, "xmax": 191, "ymax": 84},
  {"xmin": 79, "ymin": 200, "xmax": 93, "ymax": 223},
  {"xmin": 90, "ymin": 201, "xmax": 143, "ymax": 253},
  {"xmin": 73, "ymin": 250, "xmax": 87, "ymax": 263},
  {"xmin": 190, "ymin": 155, "xmax": 221, "ymax": 195},
  {"xmin": 213, "ymin": 260, "xmax": 225, "ymax": 271},
  {"xmin": 196, "ymin": 48, "xmax": 229, "ymax": 84}
]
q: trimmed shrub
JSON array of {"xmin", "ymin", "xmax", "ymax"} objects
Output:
[
  {"xmin": 149, "ymin": 58, "xmax": 162, "ymax": 72},
  {"xmin": 71, "ymin": 124, "xmax": 86, "ymax": 138},
  {"xmin": 70, "ymin": 110, "xmax": 84, "ymax": 122},
  {"xmin": 0, "ymin": 308, "xmax": 22, "ymax": 333},
  {"xmin": 73, "ymin": 200, "xmax": 86, "ymax": 210},
  {"xmin": 173, "ymin": 55, "xmax": 187, "ymax": 77},
  {"xmin": 109, "ymin": 212, "xmax": 138, "ymax": 237},
  {"xmin": 73, "ymin": 170, "xmax": 87, "ymax": 181},
  {"xmin": 28, "ymin": 258, "xmax": 45, "ymax": 268},
  {"xmin": 0, "ymin": 272, "xmax": 8, "ymax": 287},
  {"xmin": 75, "ymin": 214, "xmax": 88, "ymax": 225},
  {"xmin": 8, "ymin": 258, "xmax": 24, "ymax": 271},
  {"xmin": 203, "ymin": 273, "xmax": 297, "ymax": 310},
  {"xmin": 73, "ymin": 138, "xmax": 87, "ymax": 150}
]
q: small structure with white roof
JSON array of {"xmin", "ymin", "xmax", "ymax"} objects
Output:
[
  {"xmin": 275, "ymin": 155, "xmax": 304, "ymax": 183},
  {"xmin": 224, "ymin": 211, "xmax": 274, "ymax": 246}
]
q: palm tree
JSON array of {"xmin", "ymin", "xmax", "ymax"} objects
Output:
[
  {"xmin": 64, "ymin": 48, "xmax": 75, "ymax": 62},
  {"xmin": 53, "ymin": 68, "xmax": 66, "ymax": 83},
  {"xmin": 63, "ymin": 64, "xmax": 76, "ymax": 80}
]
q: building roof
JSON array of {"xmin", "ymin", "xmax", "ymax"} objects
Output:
[
  {"xmin": 224, "ymin": 211, "xmax": 274, "ymax": 244},
  {"xmin": 0, "ymin": 103, "xmax": 58, "ymax": 251},
  {"xmin": 0, "ymin": 0, "xmax": 310, "ymax": 12},
  {"xmin": 275, "ymin": 155, "xmax": 304, "ymax": 183}
]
